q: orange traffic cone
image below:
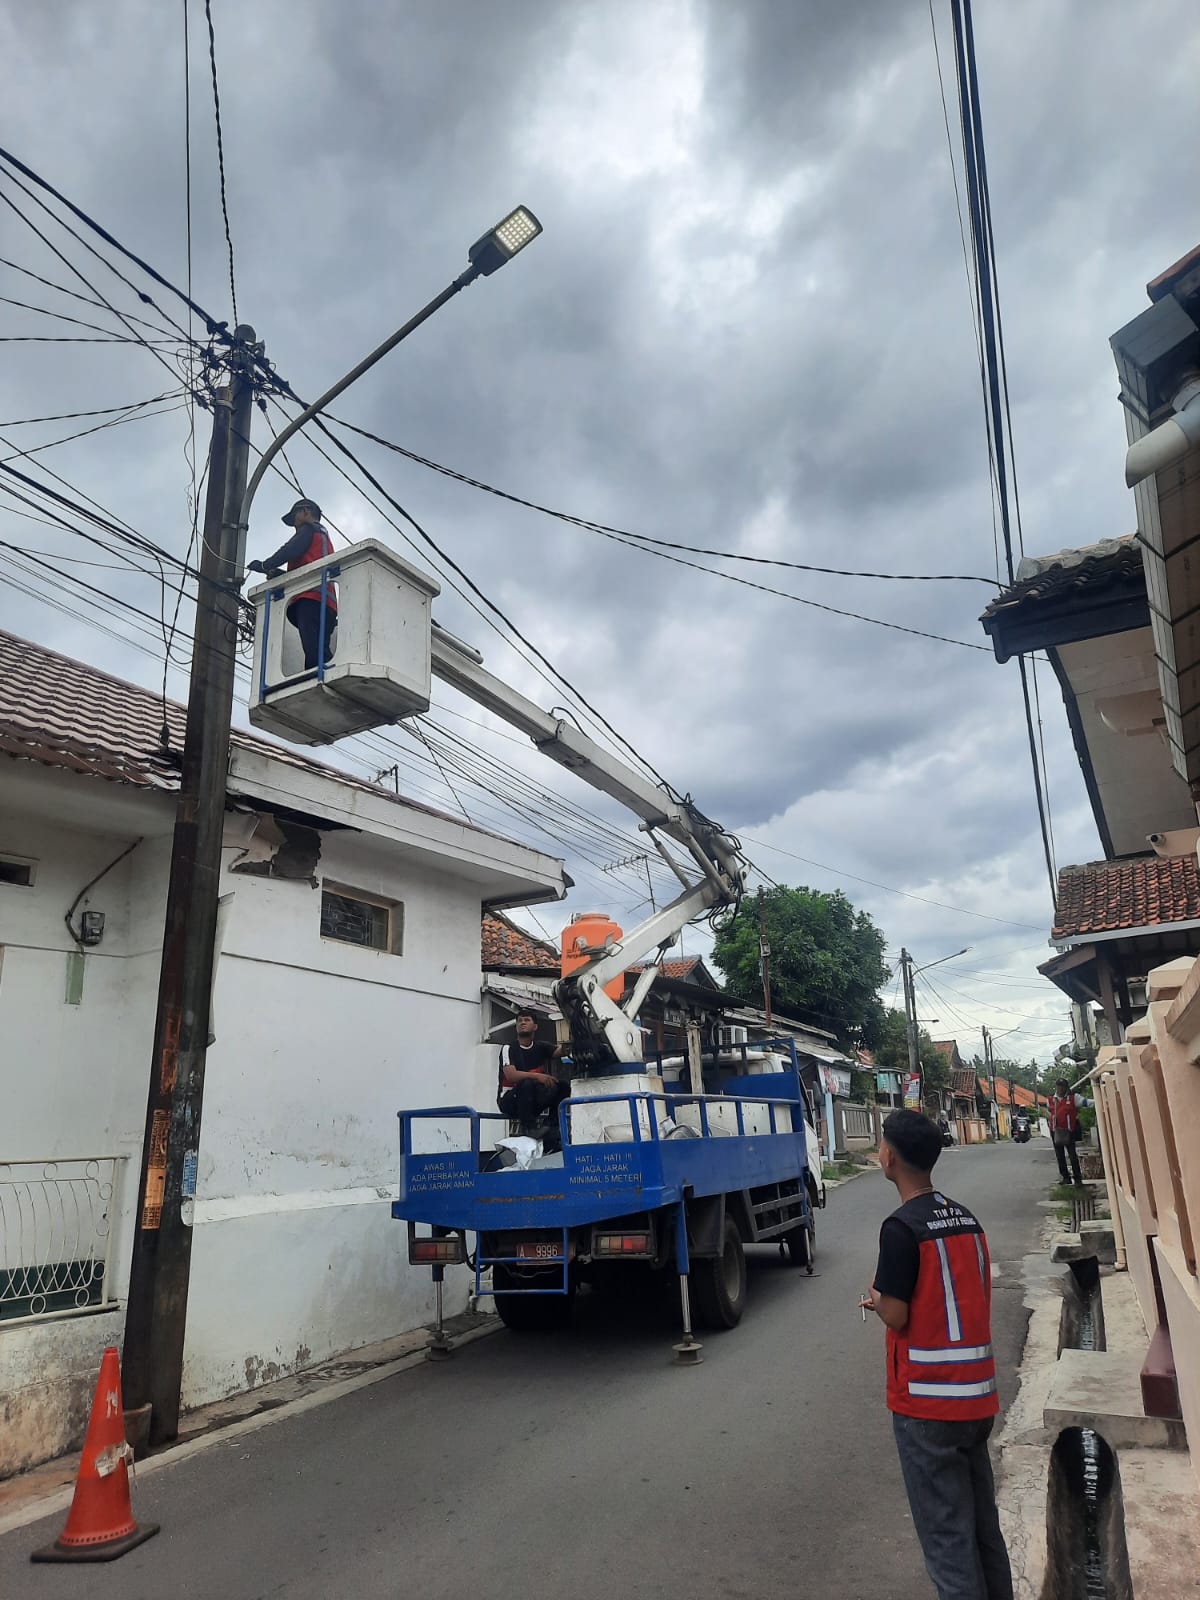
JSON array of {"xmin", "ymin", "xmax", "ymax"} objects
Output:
[{"xmin": 31, "ymin": 1346, "xmax": 159, "ymax": 1563}]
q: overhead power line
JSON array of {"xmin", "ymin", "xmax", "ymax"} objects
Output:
[
  {"xmin": 741, "ymin": 835, "xmax": 1045, "ymax": 931},
  {"xmin": 0, "ymin": 143, "xmax": 228, "ymax": 339},
  {"xmin": 331, "ymin": 418, "xmax": 1000, "ymax": 588},
  {"xmin": 202, "ymin": 0, "xmax": 239, "ymax": 323},
  {"xmin": 945, "ymin": 0, "xmax": 1057, "ymax": 897}
]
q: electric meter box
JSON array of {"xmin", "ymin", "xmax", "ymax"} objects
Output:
[{"xmin": 247, "ymin": 537, "xmax": 441, "ymax": 746}]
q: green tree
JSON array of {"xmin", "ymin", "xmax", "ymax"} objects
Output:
[
  {"xmin": 874, "ymin": 1009, "xmax": 950, "ymax": 1094},
  {"xmin": 712, "ymin": 884, "xmax": 889, "ymax": 1048}
]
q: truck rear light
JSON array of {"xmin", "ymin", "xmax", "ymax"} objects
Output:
[
  {"xmin": 410, "ymin": 1236, "xmax": 465, "ymax": 1265},
  {"xmin": 594, "ymin": 1232, "xmax": 651, "ymax": 1257}
]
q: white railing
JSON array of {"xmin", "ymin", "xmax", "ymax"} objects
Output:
[{"xmin": 0, "ymin": 1156, "xmax": 125, "ymax": 1326}]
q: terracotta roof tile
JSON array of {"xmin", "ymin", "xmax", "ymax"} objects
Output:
[
  {"xmin": 0, "ymin": 629, "xmax": 521, "ymax": 845},
  {"xmin": 482, "ymin": 910, "xmax": 558, "ymax": 972},
  {"xmin": 1052, "ymin": 855, "xmax": 1200, "ymax": 940},
  {"xmin": 979, "ymin": 537, "xmax": 1141, "ymax": 622}
]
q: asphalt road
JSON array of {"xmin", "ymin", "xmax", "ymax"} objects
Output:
[{"xmin": 2, "ymin": 1141, "xmax": 1053, "ymax": 1600}]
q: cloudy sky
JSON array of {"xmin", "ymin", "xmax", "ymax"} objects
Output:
[{"xmin": 3, "ymin": 0, "xmax": 1198, "ymax": 1063}]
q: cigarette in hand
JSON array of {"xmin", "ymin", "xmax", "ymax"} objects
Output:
[{"xmin": 860, "ymin": 1301, "xmax": 867, "ymax": 1322}]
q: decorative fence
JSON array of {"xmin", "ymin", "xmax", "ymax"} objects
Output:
[{"xmin": 0, "ymin": 1156, "xmax": 125, "ymax": 1325}]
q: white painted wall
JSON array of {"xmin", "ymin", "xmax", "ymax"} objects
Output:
[{"xmin": 1, "ymin": 758, "xmax": 559, "ymax": 1473}]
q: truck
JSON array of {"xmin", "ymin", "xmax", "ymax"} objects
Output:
[{"xmin": 391, "ymin": 618, "xmax": 826, "ymax": 1359}]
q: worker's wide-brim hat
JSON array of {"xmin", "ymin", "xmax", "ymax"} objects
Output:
[{"xmin": 282, "ymin": 498, "xmax": 321, "ymax": 525}]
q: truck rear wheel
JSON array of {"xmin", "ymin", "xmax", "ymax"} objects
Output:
[
  {"xmin": 492, "ymin": 1265, "xmax": 575, "ymax": 1331},
  {"xmin": 691, "ymin": 1217, "xmax": 747, "ymax": 1329}
]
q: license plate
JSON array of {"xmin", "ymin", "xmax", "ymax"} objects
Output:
[{"xmin": 516, "ymin": 1240, "xmax": 569, "ymax": 1261}]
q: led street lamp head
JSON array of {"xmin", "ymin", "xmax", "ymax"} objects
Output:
[{"xmin": 467, "ymin": 206, "xmax": 543, "ymax": 277}]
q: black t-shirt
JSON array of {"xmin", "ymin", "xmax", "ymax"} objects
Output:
[
  {"xmin": 498, "ymin": 1039, "xmax": 555, "ymax": 1099},
  {"xmin": 872, "ymin": 1191, "xmax": 960, "ymax": 1304}
]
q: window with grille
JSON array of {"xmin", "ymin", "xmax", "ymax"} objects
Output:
[{"xmin": 320, "ymin": 884, "xmax": 402, "ymax": 954}]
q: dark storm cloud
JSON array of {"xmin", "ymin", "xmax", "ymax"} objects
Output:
[{"xmin": 2, "ymin": 0, "xmax": 1198, "ymax": 1059}]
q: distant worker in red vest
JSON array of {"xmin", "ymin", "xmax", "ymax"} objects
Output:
[
  {"xmin": 247, "ymin": 498, "xmax": 338, "ymax": 672},
  {"xmin": 861, "ymin": 1110, "xmax": 1012, "ymax": 1600},
  {"xmin": 1048, "ymin": 1077, "xmax": 1092, "ymax": 1187}
]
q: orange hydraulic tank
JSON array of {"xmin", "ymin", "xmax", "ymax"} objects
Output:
[{"xmin": 561, "ymin": 912, "xmax": 624, "ymax": 1002}]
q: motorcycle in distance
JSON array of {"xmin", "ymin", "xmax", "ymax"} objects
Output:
[{"xmin": 1012, "ymin": 1113, "xmax": 1031, "ymax": 1144}]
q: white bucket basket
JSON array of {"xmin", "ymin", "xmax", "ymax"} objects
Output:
[{"xmin": 247, "ymin": 538, "xmax": 441, "ymax": 746}]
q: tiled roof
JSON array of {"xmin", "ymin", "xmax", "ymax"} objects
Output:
[
  {"xmin": 979, "ymin": 537, "xmax": 1141, "ymax": 623},
  {"xmin": 976, "ymin": 1078, "xmax": 1047, "ymax": 1109},
  {"xmin": 482, "ymin": 910, "xmax": 558, "ymax": 972},
  {"xmin": 1052, "ymin": 855, "xmax": 1200, "ymax": 940},
  {"xmin": 629, "ymin": 956, "xmax": 707, "ymax": 982},
  {"xmin": 951, "ymin": 1068, "xmax": 977, "ymax": 1098},
  {"xmin": 0, "ymin": 629, "xmax": 508, "ymax": 841}
]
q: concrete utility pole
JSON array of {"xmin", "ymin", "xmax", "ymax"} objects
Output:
[
  {"xmin": 757, "ymin": 886, "xmax": 772, "ymax": 1025},
  {"xmin": 982, "ymin": 1025, "xmax": 998, "ymax": 1139},
  {"xmin": 900, "ymin": 948, "xmax": 920, "ymax": 1101},
  {"xmin": 122, "ymin": 328, "xmax": 259, "ymax": 1446}
]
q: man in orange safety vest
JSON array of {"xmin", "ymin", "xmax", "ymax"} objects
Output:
[
  {"xmin": 247, "ymin": 497, "xmax": 338, "ymax": 671},
  {"xmin": 861, "ymin": 1110, "xmax": 1012, "ymax": 1600}
]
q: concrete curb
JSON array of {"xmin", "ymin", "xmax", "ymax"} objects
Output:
[
  {"xmin": 822, "ymin": 1163, "xmax": 879, "ymax": 1190},
  {"xmin": 0, "ymin": 1319, "xmax": 500, "ymax": 1539}
]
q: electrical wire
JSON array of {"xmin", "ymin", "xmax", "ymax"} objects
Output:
[
  {"xmin": 0, "ymin": 144, "xmax": 225, "ymax": 340},
  {"xmin": 325, "ymin": 417, "xmax": 999, "ymax": 651},
  {"xmin": 260, "ymin": 393, "xmax": 670, "ymax": 786},
  {"xmin": 0, "ymin": 173, "xmax": 203, "ymax": 378},
  {"xmin": 947, "ymin": 0, "xmax": 1056, "ymax": 895},
  {"xmin": 202, "ymin": 0, "xmax": 239, "ymax": 324},
  {"xmin": 740, "ymin": 834, "xmax": 1045, "ymax": 931},
  {"xmin": 0, "ymin": 394, "xmax": 188, "ymax": 466},
  {"xmin": 0, "ymin": 392, "xmax": 186, "ymax": 428},
  {"xmin": 330, "ymin": 417, "xmax": 1001, "ymax": 587},
  {"xmin": 0, "ymin": 254, "xmax": 187, "ymax": 344}
]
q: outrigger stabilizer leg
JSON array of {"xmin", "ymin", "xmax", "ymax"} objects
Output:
[
  {"xmin": 671, "ymin": 1200, "xmax": 703, "ymax": 1367},
  {"xmin": 427, "ymin": 1266, "xmax": 453, "ymax": 1362}
]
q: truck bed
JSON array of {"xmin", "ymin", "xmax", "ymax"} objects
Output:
[{"xmin": 392, "ymin": 1073, "xmax": 809, "ymax": 1234}]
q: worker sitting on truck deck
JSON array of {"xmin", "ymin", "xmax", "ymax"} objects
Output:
[{"xmin": 498, "ymin": 1009, "xmax": 567, "ymax": 1135}]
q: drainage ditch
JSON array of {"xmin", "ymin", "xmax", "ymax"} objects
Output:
[{"xmin": 1043, "ymin": 1259, "xmax": 1132, "ymax": 1600}]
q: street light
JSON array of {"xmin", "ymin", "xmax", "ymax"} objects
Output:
[
  {"xmin": 468, "ymin": 206, "xmax": 543, "ymax": 276},
  {"xmin": 914, "ymin": 946, "xmax": 970, "ymax": 976},
  {"xmin": 240, "ymin": 204, "xmax": 543, "ymax": 532}
]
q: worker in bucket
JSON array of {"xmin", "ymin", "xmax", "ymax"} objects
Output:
[
  {"xmin": 860, "ymin": 1109, "xmax": 1012, "ymax": 1600},
  {"xmin": 247, "ymin": 497, "xmax": 338, "ymax": 672},
  {"xmin": 497, "ymin": 1008, "xmax": 567, "ymax": 1137}
]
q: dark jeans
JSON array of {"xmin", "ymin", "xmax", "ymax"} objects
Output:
[
  {"xmin": 498, "ymin": 1077, "xmax": 568, "ymax": 1130},
  {"xmin": 892, "ymin": 1413, "xmax": 1013, "ymax": 1600},
  {"xmin": 288, "ymin": 598, "xmax": 336, "ymax": 671},
  {"xmin": 1054, "ymin": 1134, "xmax": 1083, "ymax": 1185}
]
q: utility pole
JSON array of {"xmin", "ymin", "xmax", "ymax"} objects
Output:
[
  {"xmin": 982, "ymin": 1025, "xmax": 998, "ymax": 1140},
  {"xmin": 757, "ymin": 886, "xmax": 772, "ymax": 1025},
  {"xmin": 900, "ymin": 948, "xmax": 920, "ymax": 1104},
  {"xmin": 122, "ymin": 328, "xmax": 259, "ymax": 1446}
]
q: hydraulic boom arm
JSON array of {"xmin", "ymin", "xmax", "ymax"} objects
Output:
[{"xmin": 431, "ymin": 623, "xmax": 747, "ymax": 1071}]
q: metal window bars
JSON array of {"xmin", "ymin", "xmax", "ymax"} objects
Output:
[{"xmin": 0, "ymin": 1156, "xmax": 125, "ymax": 1325}]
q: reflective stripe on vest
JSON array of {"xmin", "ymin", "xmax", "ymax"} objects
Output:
[
  {"xmin": 288, "ymin": 526, "xmax": 337, "ymax": 610},
  {"xmin": 909, "ymin": 1378, "xmax": 997, "ymax": 1400},
  {"xmin": 908, "ymin": 1342, "xmax": 993, "ymax": 1364}
]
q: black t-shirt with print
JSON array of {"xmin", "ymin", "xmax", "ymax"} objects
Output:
[{"xmin": 497, "ymin": 1039, "xmax": 555, "ymax": 1101}]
